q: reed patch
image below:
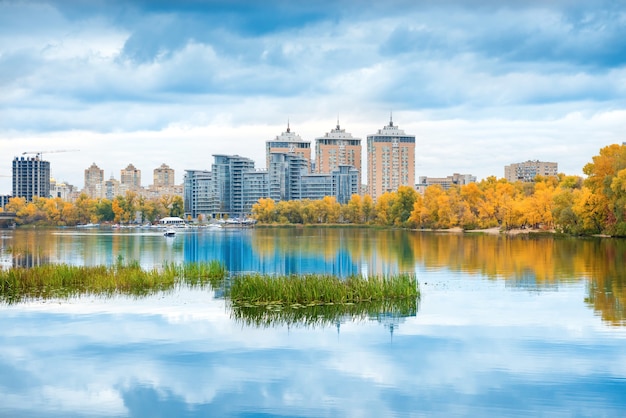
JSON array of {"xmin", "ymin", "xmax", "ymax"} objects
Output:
[
  {"xmin": 229, "ymin": 273, "xmax": 419, "ymax": 306},
  {"xmin": 0, "ymin": 260, "xmax": 227, "ymax": 304}
]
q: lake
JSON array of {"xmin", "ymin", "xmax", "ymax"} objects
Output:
[{"xmin": 1, "ymin": 227, "xmax": 625, "ymax": 417}]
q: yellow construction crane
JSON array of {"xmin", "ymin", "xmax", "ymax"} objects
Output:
[{"xmin": 22, "ymin": 149, "xmax": 79, "ymax": 159}]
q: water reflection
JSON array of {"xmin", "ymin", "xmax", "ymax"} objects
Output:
[
  {"xmin": 1, "ymin": 228, "xmax": 626, "ymax": 326},
  {"xmin": 230, "ymin": 299, "xmax": 417, "ymax": 329},
  {"xmin": 1, "ymin": 288, "xmax": 625, "ymax": 418}
]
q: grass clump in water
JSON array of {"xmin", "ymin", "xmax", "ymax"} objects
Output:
[
  {"xmin": 229, "ymin": 273, "xmax": 419, "ymax": 306},
  {"xmin": 0, "ymin": 260, "xmax": 228, "ymax": 304}
]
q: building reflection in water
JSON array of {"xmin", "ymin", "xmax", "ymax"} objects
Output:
[{"xmin": 183, "ymin": 230, "xmax": 361, "ymax": 277}]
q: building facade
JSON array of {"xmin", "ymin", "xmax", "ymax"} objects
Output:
[
  {"xmin": 242, "ymin": 170, "xmax": 270, "ymax": 215},
  {"xmin": 301, "ymin": 174, "xmax": 333, "ymax": 201},
  {"xmin": 315, "ymin": 122, "xmax": 362, "ymax": 185},
  {"xmin": 266, "ymin": 123, "xmax": 311, "ymax": 171},
  {"xmin": 211, "ymin": 155, "xmax": 255, "ymax": 218},
  {"xmin": 0, "ymin": 195, "xmax": 11, "ymax": 210},
  {"xmin": 12, "ymin": 156, "xmax": 50, "ymax": 201},
  {"xmin": 504, "ymin": 160, "xmax": 558, "ymax": 183},
  {"xmin": 120, "ymin": 163, "xmax": 141, "ymax": 191},
  {"xmin": 268, "ymin": 152, "xmax": 309, "ymax": 202},
  {"xmin": 183, "ymin": 169, "xmax": 212, "ymax": 220},
  {"xmin": 83, "ymin": 163, "xmax": 104, "ymax": 198},
  {"xmin": 367, "ymin": 118, "xmax": 415, "ymax": 200},
  {"xmin": 50, "ymin": 178, "xmax": 77, "ymax": 201},
  {"xmin": 416, "ymin": 173, "xmax": 477, "ymax": 192},
  {"xmin": 153, "ymin": 163, "xmax": 175, "ymax": 187},
  {"xmin": 104, "ymin": 177, "xmax": 121, "ymax": 200},
  {"xmin": 331, "ymin": 165, "xmax": 360, "ymax": 204}
]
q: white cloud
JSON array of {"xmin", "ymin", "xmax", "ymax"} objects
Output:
[{"xmin": 1, "ymin": 1, "xmax": 625, "ymax": 194}]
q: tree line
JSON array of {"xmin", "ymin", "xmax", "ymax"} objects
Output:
[
  {"xmin": 251, "ymin": 144, "xmax": 626, "ymax": 236},
  {"xmin": 3, "ymin": 144, "xmax": 626, "ymax": 235},
  {"xmin": 2, "ymin": 192, "xmax": 184, "ymax": 226}
]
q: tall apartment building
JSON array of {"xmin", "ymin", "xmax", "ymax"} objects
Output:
[
  {"xmin": 83, "ymin": 163, "xmax": 104, "ymax": 198},
  {"xmin": 212, "ymin": 155, "xmax": 255, "ymax": 218},
  {"xmin": 153, "ymin": 163, "xmax": 175, "ymax": 187},
  {"xmin": 269, "ymin": 152, "xmax": 309, "ymax": 202},
  {"xmin": 242, "ymin": 170, "xmax": 270, "ymax": 214},
  {"xmin": 266, "ymin": 123, "xmax": 311, "ymax": 171},
  {"xmin": 504, "ymin": 160, "xmax": 558, "ymax": 183},
  {"xmin": 315, "ymin": 122, "xmax": 362, "ymax": 184},
  {"xmin": 332, "ymin": 165, "xmax": 360, "ymax": 204},
  {"xmin": 183, "ymin": 170, "xmax": 212, "ymax": 220},
  {"xmin": 367, "ymin": 117, "xmax": 415, "ymax": 200},
  {"xmin": 120, "ymin": 163, "xmax": 141, "ymax": 191},
  {"xmin": 12, "ymin": 156, "xmax": 50, "ymax": 201},
  {"xmin": 104, "ymin": 176, "xmax": 121, "ymax": 200}
]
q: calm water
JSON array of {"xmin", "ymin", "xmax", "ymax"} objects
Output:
[{"xmin": 1, "ymin": 227, "xmax": 625, "ymax": 417}]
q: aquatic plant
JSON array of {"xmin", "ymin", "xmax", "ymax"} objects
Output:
[
  {"xmin": 0, "ymin": 260, "xmax": 228, "ymax": 304},
  {"xmin": 230, "ymin": 298, "xmax": 418, "ymax": 328},
  {"xmin": 229, "ymin": 273, "xmax": 419, "ymax": 306}
]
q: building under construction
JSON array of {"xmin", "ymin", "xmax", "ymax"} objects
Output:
[{"xmin": 12, "ymin": 156, "xmax": 50, "ymax": 201}]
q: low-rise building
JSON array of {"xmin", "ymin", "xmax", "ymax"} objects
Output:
[
  {"xmin": 50, "ymin": 178, "xmax": 77, "ymax": 201},
  {"xmin": 416, "ymin": 173, "xmax": 476, "ymax": 192},
  {"xmin": 504, "ymin": 160, "xmax": 558, "ymax": 183}
]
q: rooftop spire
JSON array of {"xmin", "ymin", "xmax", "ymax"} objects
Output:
[
  {"xmin": 336, "ymin": 115, "xmax": 340, "ymax": 130},
  {"xmin": 389, "ymin": 111, "xmax": 394, "ymax": 127},
  {"xmin": 287, "ymin": 119, "xmax": 290, "ymax": 133}
]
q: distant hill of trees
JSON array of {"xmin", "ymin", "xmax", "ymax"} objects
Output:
[{"xmin": 2, "ymin": 192, "xmax": 183, "ymax": 226}]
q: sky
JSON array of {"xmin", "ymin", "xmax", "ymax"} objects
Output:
[{"xmin": 1, "ymin": 0, "xmax": 625, "ymax": 193}]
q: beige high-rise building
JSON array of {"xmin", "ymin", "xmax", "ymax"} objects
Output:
[
  {"xmin": 367, "ymin": 117, "xmax": 415, "ymax": 200},
  {"xmin": 504, "ymin": 160, "xmax": 558, "ymax": 182},
  {"xmin": 153, "ymin": 163, "xmax": 175, "ymax": 187},
  {"xmin": 266, "ymin": 123, "xmax": 311, "ymax": 170},
  {"xmin": 315, "ymin": 121, "xmax": 362, "ymax": 185},
  {"xmin": 120, "ymin": 163, "xmax": 141, "ymax": 191},
  {"xmin": 83, "ymin": 162, "xmax": 104, "ymax": 198}
]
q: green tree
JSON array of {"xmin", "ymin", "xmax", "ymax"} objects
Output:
[
  {"xmin": 95, "ymin": 199, "xmax": 115, "ymax": 222},
  {"xmin": 390, "ymin": 186, "xmax": 418, "ymax": 227},
  {"xmin": 170, "ymin": 196, "xmax": 184, "ymax": 218}
]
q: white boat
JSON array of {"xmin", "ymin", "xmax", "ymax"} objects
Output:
[
  {"xmin": 163, "ymin": 229, "xmax": 176, "ymax": 237},
  {"xmin": 76, "ymin": 223, "xmax": 100, "ymax": 228}
]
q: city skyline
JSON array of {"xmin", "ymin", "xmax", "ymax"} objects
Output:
[{"xmin": 2, "ymin": 1, "xmax": 625, "ymax": 194}]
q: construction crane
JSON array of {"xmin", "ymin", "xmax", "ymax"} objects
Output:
[{"xmin": 22, "ymin": 149, "xmax": 79, "ymax": 159}]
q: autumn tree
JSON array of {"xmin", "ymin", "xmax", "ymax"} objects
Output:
[
  {"xmin": 362, "ymin": 195, "xmax": 375, "ymax": 223},
  {"xmin": 252, "ymin": 198, "xmax": 278, "ymax": 223},
  {"xmin": 582, "ymin": 144, "xmax": 626, "ymax": 235},
  {"xmin": 343, "ymin": 194, "xmax": 364, "ymax": 224},
  {"xmin": 374, "ymin": 192, "xmax": 395, "ymax": 226}
]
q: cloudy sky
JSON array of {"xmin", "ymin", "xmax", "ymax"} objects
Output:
[{"xmin": 1, "ymin": 0, "xmax": 625, "ymax": 193}]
